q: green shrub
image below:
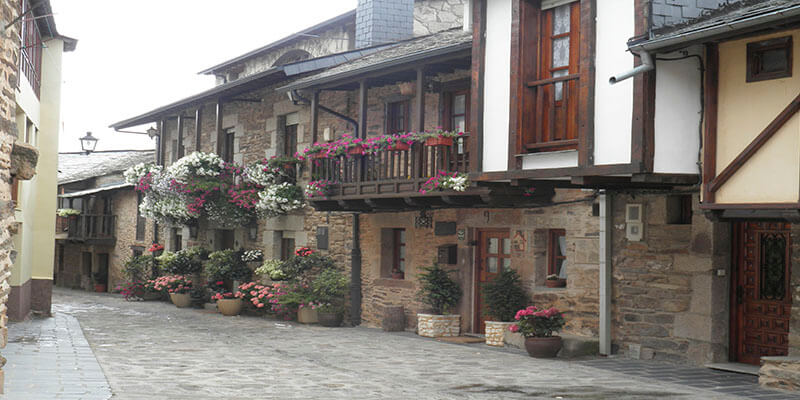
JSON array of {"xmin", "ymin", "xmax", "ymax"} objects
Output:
[
  {"xmin": 123, "ymin": 254, "xmax": 156, "ymax": 282},
  {"xmin": 204, "ymin": 249, "xmax": 252, "ymax": 282},
  {"xmin": 312, "ymin": 268, "xmax": 349, "ymax": 313},
  {"xmin": 481, "ymin": 268, "xmax": 528, "ymax": 322},
  {"xmin": 280, "ymin": 247, "xmax": 335, "ymax": 282},
  {"xmin": 159, "ymin": 247, "xmax": 205, "ymax": 275},
  {"xmin": 417, "ymin": 263, "xmax": 461, "ymax": 315}
]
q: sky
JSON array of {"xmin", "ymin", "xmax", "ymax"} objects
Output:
[{"xmin": 52, "ymin": 0, "xmax": 357, "ymax": 153}]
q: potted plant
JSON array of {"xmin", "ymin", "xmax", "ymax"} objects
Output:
[
  {"xmin": 92, "ymin": 271, "xmax": 107, "ymax": 293},
  {"xmin": 152, "ymin": 275, "xmax": 194, "ymax": 307},
  {"xmin": 422, "ymin": 129, "xmax": 464, "ymax": 147},
  {"xmin": 416, "ymin": 263, "xmax": 462, "ymax": 338},
  {"xmin": 481, "ymin": 268, "xmax": 528, "ymax": 346},
  {"xmin": 545, "ymin": 274, "xmax": 567, "ymax": 288},
  {"xmin": 509, "ymin": 306, "xmax": 566, "ymax": 358},
  {"xmin": 311, "ymin": 268, "xmax": 349, "ymax": 327},
  {"xmin": 212, "ymin": 290, "xmax": 243, "ymax": 316},
  {"xmin": 255, "ymin": 259, "xmax": 289, "ymax": 282},
  {"xmin": 57, "ymin": 208, "xmax": 81, "ymax": 219},
  {"xmin": 204, "ymin": 249, "xmax": 253, "ymax": 289}
]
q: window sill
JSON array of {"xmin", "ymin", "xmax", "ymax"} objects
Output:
[
  {"xmin": 533, "ymin": 285, "xmax": 568, "ymax": 292},
  {"xmin": 375, "ymin": 278, "xmax": 414, "ymax": 289}
]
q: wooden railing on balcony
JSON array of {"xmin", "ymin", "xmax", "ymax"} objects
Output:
[
  {"xmin": 312, "ymin": 136, "xmax": 469, "ymax": 199},
  {"xmin": 525, "ymin": 73, "xmax": 580, "ymax": 152},
  {"xmin": 61, "ymin": 214, "xmax": 116, "ymax": 242}
]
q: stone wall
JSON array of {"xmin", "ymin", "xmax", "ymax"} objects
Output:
[
  {"xmin": 610, "ymin": 191, "xmax": 730, "ymax": 364},
  {"xmin": 651, "ymin": 0, "xmax": 743, "ymax": 30},
  {"xmin": 0, "ymin": 0, "xmax": 20, "ymax": 391},
  {"xmin": 414, "ymin": 0, "xmax": 466, "ymax": 35}
]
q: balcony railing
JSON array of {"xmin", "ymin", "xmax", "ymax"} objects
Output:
[
  {"xmin": 18, "ymin": 0, "xmax": 42, "ymax": 98},
  {"xmin": 58, "ymin": 214, "xmax": 116, "ymax": 243},
  {"xmin": 312, "ymin": 136, "xmax": 469, "ymax": 199},
  {"xmin": 524, "ymin": 73, "xmax": 580, "ymax": 152}
]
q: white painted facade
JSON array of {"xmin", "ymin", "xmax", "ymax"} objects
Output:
[
  {"xmin": 653, "ymin": 47, "xmax": 703, "ymax": 175},
  {"xmin": 593, "ymin": 0, "xmax": 634, "ymax": 166},
  {"xmin": 481, "ymin": 0, "xmax": 512, "ymax": 172}
]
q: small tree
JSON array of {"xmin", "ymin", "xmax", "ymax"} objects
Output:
[
  {"xmin": 481, "ymin": 268, "xmax": 528, "ymax": 322},
  {"xmin": 417, "ymin": 263, "xmax": 461, "ymax": 315}
]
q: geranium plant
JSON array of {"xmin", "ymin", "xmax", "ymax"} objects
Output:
[
  {"xmin": 419, "ymin": 171, "xmax": 469, "ymax": 194},
  {"xmin": 304, "ymin": 180, "xmax": 335, "ymax": 199},
  {"xmin": 148, "ymin": 243, "xmax": 164, "ymax": 253},
  {"xmin": 509, "ymin": 306, "xmax": 565, "ymax": 337},
  {"xmin": 150, "ymin": 275, "xmax": 193, "ymax": 294}
]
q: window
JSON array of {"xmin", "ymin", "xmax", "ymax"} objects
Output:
[
  {"xmin": 135, "ymin": 193, "xmax": 146, "ymax": 241},
  {"xmin": 547, "ymin": 229, "xmax": 567, "ymax": 278},
  {"xmin": 393, "ymin": 229, "xmax": 406, "ymax": 278},
  {"xmin": 386, "ymin": 100, "xmax": 410, "ymax": 134},
  {"xmin": 445, "ymin": 90, "xmax": 469, "ymax": 155},
  {"xmin": 172, "ymin": 228, "xmax": 183, "ymax": 252},
  {"xmin": 132, "ymin": 248, "xmax": 143, "ymax": 259},
  {"xmin": 280, "ymin": 237, "xmax": 296, "ymax": 261},
  {"xmin": 284, "ymin": 123, "xmax": 298, "ymax": 156},
  {"xmin": 222, "ymin": 129, "xmax": 235, "ymax": 162},
  {"xmin": 666, "ymin": 194, "xmax": 693, "ymax": 225},
  {"xmin": 518, "ymin": 1, "xmax": 581, "ymax": 153},
  {"xmin": 380, "ymin": 228, "xmax": 407, "ymax": 279},
  {"xmin": 747, "ymin": 36, "xmax": 792, "ymax": 82}
]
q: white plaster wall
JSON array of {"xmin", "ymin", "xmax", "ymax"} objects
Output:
[
  {"xmin": 481, "ymin": 0, "xmax": 512, "ymax": 172},
  {"xmin": 653, "ymin": 47, "xmax": 703, "ymax": 174},
  {"xmin": 593, "ymin": 0, "xmax": 634, "ymax": 166},
  {"xmin": 521, "ymin": 150, "xmax": 578, "ymax": 170},
  {"xmin": 15, "ymin": 74, "xmax": 40, "ymax": 127}
]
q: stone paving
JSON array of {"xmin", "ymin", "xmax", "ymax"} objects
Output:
[{"xmin": 6, "ymin": 288, "xmax": 800, "ymax": 399}]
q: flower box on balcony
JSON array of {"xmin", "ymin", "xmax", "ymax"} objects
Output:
[
  {"xmin": 390, "ymin": 142, "xmax": 410, "ymax": 151},
  {"xmin": 347, "ymin": 147, "xmax": 364, "ymax": 156},
  {"xmin": 425, "ymin": 137, "xmax": 453, "ymax": 147},
  {"xmin": 309, "ymin": 152, "xmax": 326, "ymax": 160}
]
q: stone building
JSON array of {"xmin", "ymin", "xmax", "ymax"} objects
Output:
[{"xmin": 55, "ymin": 150, "xmax": 155, "ymax": 293}]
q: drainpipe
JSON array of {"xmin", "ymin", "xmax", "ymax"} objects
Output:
[
  {"xmin": 609, "ymin": 51, "xmax": 654, "ymax": 85},
  {"xmin": 598, "ymin": 191, "xmax": 612, "ymax": 355},
  {"xmin": 350, "ymin": 213, "xmax": 362, "ymax": 326}
]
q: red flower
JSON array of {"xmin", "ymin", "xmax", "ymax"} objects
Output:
[
  {"xmin": 295, "ymin": 247, "xmax": 313, "ymax": 257},
  {"xmin": 149, "ymin": 243, "xmax": 164, "ymax": 253}
]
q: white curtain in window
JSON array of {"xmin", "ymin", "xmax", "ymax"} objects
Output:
[{"xmin": 558, "ymin": 235, "xmax": 568, "ymax": 279}]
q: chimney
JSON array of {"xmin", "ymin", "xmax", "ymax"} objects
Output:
[{"xmin": 356, "ymin": 0, "xmax": 414, "ymax": 48}]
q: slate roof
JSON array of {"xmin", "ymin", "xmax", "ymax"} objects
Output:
[
  {"xmin": 280, "ymin": 29, "xmax": 473, "ymax": 91},
  {"xmin": 632, "ymin": 0, "xmax": 800, "ymax": 51},
  {"xmin": 58, "ymin": 150, "xmax": 155, "ymax": 185}
]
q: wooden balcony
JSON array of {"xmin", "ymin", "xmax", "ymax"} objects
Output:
[
  {"xmin": 56, "ymin": 214, "xmax": 116, "ymax": 245},
  {"xmin": 309, "ymin": 136, "xmax": 554, "ymax": 211}
]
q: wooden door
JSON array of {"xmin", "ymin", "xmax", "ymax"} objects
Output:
[
  {"xmin": 475, "ymin": 229, "xmax": 511, "ymax": 333},
  {"xmin": 731, "ymin": 221, "xmax": 792, "ymax": 365}
]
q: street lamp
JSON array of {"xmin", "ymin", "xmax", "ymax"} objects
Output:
[
  {"xmin": 79, "ymin": 132, "xmax": 98, "ymax": 154},
  {"xmin": 147, "ymin": 126, "xmax": 159, "ymax": 139}
]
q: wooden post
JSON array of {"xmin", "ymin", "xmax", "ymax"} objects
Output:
[
  {"xmin": 311, "ymin": 90, "xmax": 320, "ymax": 144},
  {"xmin": 358, "ymin": 81, "xmax": 367, "ymax": 139},
  {"xmin": 195, "ymin": 107, "xmax": 202, "ymax": 152},
  {"xmin": 416, "ymin": 67, "xmax": 425, "ymax": 132},
  {"xmin": 158, "ymin": 119, "xmax": 167, "ymax": 166},
  {"xmin": 215, "ymin": 100, "xmax": 224, "ymax": 155},
  {"xmin": 177, "ymin": 115, "xmax": 184, "ymax": 159}
]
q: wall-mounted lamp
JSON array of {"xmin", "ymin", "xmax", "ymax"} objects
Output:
[
  {"xmin": 147, "ymin": 126, "xmax": 159, "ymax": 140},
  {"xmin": 248, "ymin": 225, "xmax": 259, "ymax": 241},
  {"xmin": 79, "ymin": 131, "xmax": 98, "ymax": 154}
]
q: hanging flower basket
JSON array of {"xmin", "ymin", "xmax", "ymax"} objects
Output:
[{"xmin": 425, "ymin": 137, "xmax": 453, "ymax": 147}]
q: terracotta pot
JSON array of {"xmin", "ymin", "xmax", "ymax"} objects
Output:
[
  {"xmin": 310, "ymin": 152, "xmax": 326, "ymax": 159},
  {"xmin": 524, "ymin": 336, "xmax": 562, "ymax": 358},
  {"xmin": 425, "ymin": 137, "xmax": 453, "ymax": 147},
  {"xmin": 545, "ymin": 279, "xmax": 566, "ymax": 288},
  {"xmin": 297, "ymin": 307, "xmax": 319, "ymax": 324},
  {"xmin": 347, "ymin": 146, "xmax": 364, "ymax": 156},
  {"xmin": 94, "ymin": 284, "xmax": 107, "ymax": 293},
  {"xmin": 318, "ymin": 312, "xmax": 344, "ymax": 327},
  {"xmin": 217, "ymin": 298, "xmax": 242, "ymax": 316},
  {"xmin": 391, "ymin": 142, "xmax": 410, "ymax": 151},
  {"xmin": 485, "ymin": 321, "xmax": 514, "ymax": 347},
  {"xmin": 170, "ymin": 292, "xmax": 192, "ymax": 308}
]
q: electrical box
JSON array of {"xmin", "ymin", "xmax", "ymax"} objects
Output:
[
  {"xmin": 625, "ymin": 204, "xmax": 643, "ymax": 241},
  {"xmin": 437, "ymin": 245, "xmax": 457, "ymax": 265}
]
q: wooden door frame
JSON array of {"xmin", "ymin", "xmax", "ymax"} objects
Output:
[{"xmin": 473, "ymin": 228, "xmax": 510, "ymax": 334}]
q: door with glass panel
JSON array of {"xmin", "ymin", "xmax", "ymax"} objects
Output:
[{"xmin": 475, "ymin": 229, "xmax": 511, "ymax": 333}]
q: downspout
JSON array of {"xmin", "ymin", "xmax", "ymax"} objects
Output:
[
  {"xmin": 350, "ymin": 213, "xmax": 362, "ymax": 326},
  {"xmin": 290, "ymin": 90, "xmax": 359, "ymax": 137},
  {"xmin": 609, "ymin": 51, "xmax": 654, "ymax": 85},
  {"xmin": 598, "ymin": 191, "xmax": 612, "ymax": 355}
]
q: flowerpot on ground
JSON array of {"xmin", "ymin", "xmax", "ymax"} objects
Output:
[
  {"xmin": 94, "ymin": 284, "xmax": 107, "ymax": 293},
  {"xmin": 545, "ymin": 279, "xmax": 566, "ymax": 288},
  {"xmin": 170, "ymin": 292, "xmax": 192, "ymax": 308},
  {"xmin": 485, "ymin": 321, "xmax": 514, "ymax": 346},
  {"xmin": 217, "ymin": 298, "xmax": 242, "ymax": 316},
  {"xmin": 297, "ymin": 307, "xmax": 319, "ymax": 324},
  {"xmin": 318, "ymin": 312, "xmax": 344, "ymax": 327},
  {"xmin": 524, "ymin": 336, "xmax": 562, "ymax": 358},
  {"xmin": 417, "ymin": 313, "xmax": 460, "ymax": 337},
  {"xmin": 391, "ymin": 270, "xmax": 404, "ymax": 280},
  {"xmin": 425, "ymin": 137, "xmax": 453, "ymax": 147}
]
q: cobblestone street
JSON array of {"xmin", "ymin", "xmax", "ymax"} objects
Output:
[{"xmin": 4, "ymin": 288, "xmax": 796, "ymax": 399}]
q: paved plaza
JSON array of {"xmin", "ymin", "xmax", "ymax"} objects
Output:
[{"xmin": 3, "ymin": 288, "xmax": 798, "ymax": 399}]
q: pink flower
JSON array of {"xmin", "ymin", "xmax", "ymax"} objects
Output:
[{"xmin": 509, "ymin": 324, "xmax": 519, "ymax": 332}]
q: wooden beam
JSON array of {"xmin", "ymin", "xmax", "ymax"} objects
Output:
[
  {"xmin": 311, "ymin": 90, "xmax": 320, "ymax": 144},
  {"xmin": 578, "ymin": 0, "xmax": 597, "ymax": 167},
  {"xmin": 158, "ymin": 119, "xmax": 167, "ymax": 166},
  {"xmin": 215, "ymin": 100, "xmax": 224, "ymax": 155},
  {"xmin": 358, "ymin": 80, "xmax": 367, "ymax": 139},
  {"xmin": 708, "ymin": 91, "xmax": 800, "ymax": 193},
  {"xmin": 468, "ymin": 0, "xmax": 487, "ymax": 174},
  {"xmin": 195, "ymin": 107, "xmax": 202, "ymax": 152},
  {"xmin": 703, "ymin": 43, "xmax": 719, "ymax": 203},
  {"xmin": 415, "ymin": 67, "xmax": 425, "ymax": 132},
  {"xmin": 176, "ymin": 115, "xmax": 184, "ymax": 159}
]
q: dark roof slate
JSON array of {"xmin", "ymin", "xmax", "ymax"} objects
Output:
[{"xmin": 58, "ymin": 150, "xmax": 155, "ymax": 185}]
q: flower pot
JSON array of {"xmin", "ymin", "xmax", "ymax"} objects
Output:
[
  {"xmin": 390, "ymin": 142, "xmax": 410, "ymax": 151},
  {"xmin": 524, "ymin": 336, "xmax": 562, "ymax": 358},
  {"xmin": 217, "ymin": 298, "xmax": 242, "ymax": 316},
  {"xmin": 297, "ymin": 307, "xmax": 319, "ymax": 324},
  {"xmin": 347, "ymin": 147, "xmax": 363, "ymax": 156},
  {"xmin": 417, "ymin": 313, "xmax": 460, "ymax": 337},
  {"xmin": 170, "ymin": 292, "xmax": 192, "ymax": 308},
  {"xmin": 310, "ymin": 152, "xmax": 326, "ymax": 159},
  {"xmin": 94, "ymin": 284, "xmax": 107, "ymax": 293},
  {"xmin": 425, "ymin": 137, "xmax": 453, "ymax": 147},
  {"xmin": 545, "ymin": 279, "xmax": 566, "ymax": 288},
  {"xmin": 318, "ymin": 312, "xmax": 344, "ymax": 327},
  {"xmin": 485, "ymin": 321, "xmax": 514, "ymax": 347}
]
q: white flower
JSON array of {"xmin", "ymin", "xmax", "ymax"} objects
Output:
[{"xmin": 255, "ymin": 183, "xmax": 305, "ymax": 217}]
